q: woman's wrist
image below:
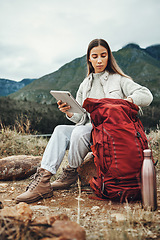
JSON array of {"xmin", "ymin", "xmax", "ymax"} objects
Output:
[{"xmin": 126, "ymin": 97, "xmax": 133, "ymax": 103}]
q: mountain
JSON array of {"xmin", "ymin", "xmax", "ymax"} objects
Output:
[
  {"xmin": 9, "ymin": 43, "xmax": 160, "ymax": 105},
  {"xmin": 0, "ymin": 78, "xmax": 36, "ymax": 96},
  {"xmin": 145, "ymin": 44, "xmax": 160, "ymax": 61}
]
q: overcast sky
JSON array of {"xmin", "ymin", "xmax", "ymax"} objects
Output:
[{"xmin": 0, "ymin": 0, "xmax": 160, "ymax": 81}]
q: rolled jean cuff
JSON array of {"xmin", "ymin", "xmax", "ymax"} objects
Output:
[{"xmin": 41, "ymin": 163, "xmax": 57, "ymax": 175}]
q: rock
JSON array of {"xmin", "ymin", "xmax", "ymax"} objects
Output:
[
  {"xmin": 1, "ymin": 202, "xmax": 33, "ymax": 223},
  {"xmin": 16, "ymin": 202, "xmax": 33, "ymax": 223},
  {"xmin": 46, "ymin": 220, "xmax": 86, "ymax": 240},
  {"xmin": 0, "ymin": 183, "xmax": 8, "ymax": 193},
  {"xmin": 111, "ymin": 213, "xmax": 126, "ymax": 221},
  {"xmin": 0, "ymin": 201, "xmax": 4, "ymax": 209},
  {"xmin": 91, "ymin": 206, "xmax": 100, "ymax": 212},
  {"xmin": 0, "ymin": 189, "xmax": 7, "ymax": 193},
  {"xmin": 32, "ymin": 214, "xmax": 70, "ymax": 225},
  {"xmin": 77, "ymin": 152, "xmax": 97, "ymax": 186},
  {"xmin": 0, "ymin": 183, "xmax": 8, "ymax": 188},
  {"xmin": 0, "ymin": 155, "xmax": 42, "ymax": 180}
]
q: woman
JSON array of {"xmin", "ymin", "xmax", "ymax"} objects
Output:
[{"xmin": 16, "ymin": 39, "xmax": 153, "ymax": 203}]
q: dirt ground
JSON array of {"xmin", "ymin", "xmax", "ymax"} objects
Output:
[{"xmin": 0, "ymin": 175, "xmax": 160, "ymax": 240}]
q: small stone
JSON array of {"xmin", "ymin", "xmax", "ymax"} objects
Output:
[
  {"xmin": 0, "ymin": 201, "xmax": 4, "ymax": 209},
  {"xmin": 0, "ymin": 183, "xmax": 8, "ymax": 188},
  {"xmin": 91, "ymin": 206, "xmax": 100, "ymax": 211},
  {"xmin": 75, "ymin": 197, "xmax": 85, "ymax": 201},
  {"xmin": 0, "ymin": 190, "xmax": 6, "ymax": 193},
  {"xmin": 30, "ymin": 205, "xmax": 49, "ymax": 211},
  {"xmin": 111, "ymin": 213, "xmax": 126, "ymax": 221}
]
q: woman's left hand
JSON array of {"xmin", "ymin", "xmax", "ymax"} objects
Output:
[{"xmin": 125, "ymin": 97, "xmax": 133, "ymax": 103}]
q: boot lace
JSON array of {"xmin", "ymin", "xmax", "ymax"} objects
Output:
[
  {"xmin": 56, "ymin": 168, "xmax": 69, "ymax": 182},
  {"xmin": 26, "ymin": 169, "xmax": 43, "ymax": 191},
  {"xmin": 56, "ymin": 167, "xmax": 77, "ymax": 182}
]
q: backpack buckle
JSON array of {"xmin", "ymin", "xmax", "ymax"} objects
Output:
[
  {"xmin": 101, "ymin": 176, "xmax": 105, "ymax": 193},
  {"xmin": 137, "ymin": 131, "xmax": 141, "ymax": 138},
  {"xmin": 102, "ymin": 182, "xmax": 105, "ymax": 193}
]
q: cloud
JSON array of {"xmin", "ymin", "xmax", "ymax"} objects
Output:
[{"xmin": 0, "ymin": 0, "xmax": 160, "ymax": 80}]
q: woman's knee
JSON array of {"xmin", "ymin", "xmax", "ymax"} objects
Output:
[
  {"xmin": 53, "ymin": 125, "xmax": 75, "ymax": 138},
  {"xmin": 71, "ymin": 126, "xmax": 91, "ymax": 143},
  {"xmin": 53, "ymin": 125, "xmax": 66, "ymax": 134}
]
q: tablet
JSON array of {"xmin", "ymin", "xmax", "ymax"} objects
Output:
[{"xmin": 50, "ymin": 90, "xmax": 86, "ymax": 114}]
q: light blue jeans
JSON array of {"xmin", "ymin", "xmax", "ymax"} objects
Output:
[{"xmin": 41, "ymin": 124, "xmax": 92, "ymax": 175}]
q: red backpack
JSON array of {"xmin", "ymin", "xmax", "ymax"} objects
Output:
[{"xmin": 83, "ymin": 98, "xmax": 149, "ymax": 202}]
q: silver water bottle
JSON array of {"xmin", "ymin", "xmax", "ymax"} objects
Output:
[{"xmin": 141, "ymin": 149, "xmax": 157, "ymax": 211}]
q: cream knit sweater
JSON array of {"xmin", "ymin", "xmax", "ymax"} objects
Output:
[{"xmin": 67, "ymin": 71, "xmax": 153, "ymax": 125}]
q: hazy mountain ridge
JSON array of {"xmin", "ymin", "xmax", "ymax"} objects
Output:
[{"xmin": 0, "ymin": 78, "xmax": 36, "ymax": 96}]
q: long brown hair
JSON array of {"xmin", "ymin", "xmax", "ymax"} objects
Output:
[{"xmin": 87, "ymin": 39, "xmax": 130, "ymax": 78}]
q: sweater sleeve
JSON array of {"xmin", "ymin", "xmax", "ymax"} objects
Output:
[
  {"xmin": 120, "ymin": 77, "xmax": 153, "ymax": 106},
  {"xmin": 66, "ymin": 82, "xmax": 88, "ymax": 124}
]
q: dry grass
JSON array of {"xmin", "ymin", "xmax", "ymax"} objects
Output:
[
  {"xmin": 147, "ymin": 127, "xmax": 160, "ymax": 163},
  {"xmin": 0, "ymin": 121, "xmax": 48, "ymax": 158}
]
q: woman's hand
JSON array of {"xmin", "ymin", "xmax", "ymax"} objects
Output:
[
  {"xmin": 57, "ymin": 100, "xmax": 73, "ymax": 118},
  {"xmin": 125, "ymin": 97, "xmax": 133, "ymax": 103}
]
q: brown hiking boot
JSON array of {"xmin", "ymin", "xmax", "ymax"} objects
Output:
[
  {"xmin": 16, "ymin": 168, "xmax": 53, "ymax": 204},
  {"xmin": 51, "ymin": 166, "xmax": 78, "ymax": 190}
]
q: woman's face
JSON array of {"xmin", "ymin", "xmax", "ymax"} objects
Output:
[{"xmin": 89, "ymin": 45, "xmax": 108, "ymax": 73}]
